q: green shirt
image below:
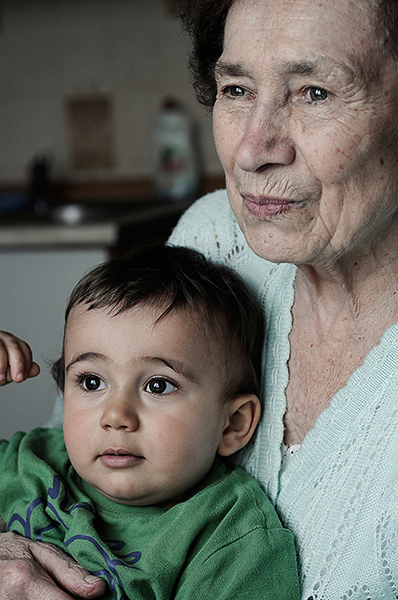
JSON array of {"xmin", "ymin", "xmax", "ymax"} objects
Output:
[{"xmin": 0, "ymin": 428, "xmax": 299, "ymax": 599}]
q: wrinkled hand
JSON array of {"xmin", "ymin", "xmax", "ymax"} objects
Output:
[
  {"xmin": 0, "ymin": 531, "xmax": 107, "ymax": 599},
  {"xmin": 0, "ymin": 331, "xmax": 40, "ymax": 385}
]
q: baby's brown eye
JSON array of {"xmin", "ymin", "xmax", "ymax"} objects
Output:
[
  {"xmin": 145, "ymin": 378, "xmax": 176, "ymax": 395},
  {"xmin": 82, "ymin": 375, "xmax": 104, "ymax": 391}
]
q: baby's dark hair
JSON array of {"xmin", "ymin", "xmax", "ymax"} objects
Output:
[{"xmin": 52, "ymin": 243, "xmax": 264, "ymax": 401}]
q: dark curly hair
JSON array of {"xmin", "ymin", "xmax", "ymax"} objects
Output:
[
  {"xmin": 177, "ymin": 0, "xmax": 233, "ymax": 108},
  {"xmin": 52, "ymin": 243, "xmax": 265, "ymax": 403},
  {"xmin": 177, "ymin": 0, "xmax": 398, "ymax": 109}
]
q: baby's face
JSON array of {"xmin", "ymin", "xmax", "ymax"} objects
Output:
[{"xmin": 62, "ymin": 304, "xmax": 230, "ymax": 506}]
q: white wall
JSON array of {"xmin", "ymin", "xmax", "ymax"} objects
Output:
[
  {"xmin": 0, "ymin": 1, "xmax": 224, "ymax": 438},
  {"xmin": 0, "ymin": 0, "xmax": 221, "ymax": 184},
  {"xmin": 0, "ymin": 248, "xmax": 106, "ymax": 439}
]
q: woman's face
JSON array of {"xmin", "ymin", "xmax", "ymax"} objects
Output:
[{"xmin": 213, "ymin": 0, "xmax": 398, "ymax": 268}]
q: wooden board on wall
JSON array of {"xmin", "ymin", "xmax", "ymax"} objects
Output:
[{"xmin": 66, "ymin": 96, "xmax": 115, "ymax": 170}]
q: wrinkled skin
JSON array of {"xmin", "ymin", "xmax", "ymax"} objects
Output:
[
  {"xmin": 3, "ymin": 0, "xmax": 398, "ymax": 593},
  {"xmin": 213, "ymin": 0, "xmax": 398, "ymax": 444},
  {"xmin": 213, "ymin": 0, "xmax": 398, "ymax": 272},
  {"xmin": 0, "ymin": 526, "xmax": 106, "ymax": 600}
]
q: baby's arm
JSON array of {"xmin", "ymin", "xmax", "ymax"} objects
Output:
[{"xmin": 0, "ymin": 331, "xmax": 40, "ymax": 385}]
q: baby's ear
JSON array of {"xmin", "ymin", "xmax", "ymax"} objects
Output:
[{"xmin": 217, "ymin": 394, "xmax": 261, "ymax": 457}]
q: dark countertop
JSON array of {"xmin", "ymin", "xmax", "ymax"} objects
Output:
[{"xmin": 0, "ymin": 199, "xmax": 191, "ymax": 249}]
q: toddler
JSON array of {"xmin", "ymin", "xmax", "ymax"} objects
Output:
[{"xmin": 0, "ymin": 244, "xmax": 299, "ymax": 599}]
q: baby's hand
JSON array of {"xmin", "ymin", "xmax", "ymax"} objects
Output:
[{"xmin": 0, "ymin": 331, "xmax": 40, "ymax": 385}]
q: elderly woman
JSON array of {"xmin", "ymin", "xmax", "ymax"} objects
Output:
[{"xmin": 2, "ymin": 0, "xmax": 398, "ymax": 598}]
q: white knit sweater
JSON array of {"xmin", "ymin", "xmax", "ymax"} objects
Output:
[{"xmin": 169, "ymin": 190, "xmax": 398, "ymax": 600}]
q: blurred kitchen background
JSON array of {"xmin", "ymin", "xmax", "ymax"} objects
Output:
[{"xmin": 0, "ymin": 0, "xmax": 224, "ymax": 439}]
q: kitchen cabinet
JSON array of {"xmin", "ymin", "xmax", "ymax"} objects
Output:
[{"xmin": 0, "ymin": 248, "xmax": 107, "ymax": 440}]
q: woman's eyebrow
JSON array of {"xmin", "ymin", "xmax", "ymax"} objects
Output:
[
  {"xmin": 215, "ymin": 57, "xmax": 355, "ymax": 80},
  {"xmin": 278, "ymin": 59, "xmax": 320, "ymax": 76},
  {"xmin": 277, "ymin": 57, "xmax": 356, "ymax": 80},
  {"xmin": 215, "ymin": 61, "xmax": 251, "ymax": 79}
]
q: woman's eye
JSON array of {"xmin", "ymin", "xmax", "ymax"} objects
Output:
[
  {"xmin": 222, "ymin": 85, "xmax": 247, "ymax": 98},
  {"xmin": 80, "ymin": 375, "xmax": 106, "ymax": 392},
  {"xmin": 306, "ymin": 86, "xmax": 329, "ymax": 102},
  {"xmin": 145, "ymin": 378, "xmax": 177, "ymax": 395}
]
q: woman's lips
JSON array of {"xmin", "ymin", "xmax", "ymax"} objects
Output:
[
  {"xmin": 99, "ymin": 449, "xmax": 144, "ymax": 468},
  {"xmin": 242, "ymin": 193, "xmax": 302, "ymax": 218}
]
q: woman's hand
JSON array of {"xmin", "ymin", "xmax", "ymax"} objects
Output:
[
  {"xmin": 0, "ymin": 530, "xmax": 107, "ymax": 599},
  {"xmin": 0, "ymin": 330, "xmax": 40, "ymax": 385}
]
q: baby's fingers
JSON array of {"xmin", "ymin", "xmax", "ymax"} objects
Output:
[
  {"xmin": 0, "ymin": 331, "xmax": 39, "ymax": 384},
  {"xmin": 28, "ymin": 361, "xmax": 41, "ymax": 379}
]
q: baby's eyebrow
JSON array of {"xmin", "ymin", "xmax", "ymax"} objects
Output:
[
  {"xmin": 66, "ymin": 352, "xmax": 106, "ymax": 372},
  {"xmin": 141, "ymin": 356, "xmax": 199, "ymax": 385}
]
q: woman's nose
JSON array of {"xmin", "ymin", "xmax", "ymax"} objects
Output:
[
  {"xmin": 100, "ymin": 396, "xmax": 139, "ymax": 432},
  {"xmin": 235, "ymin": 102, "xmax": 295, "ymax": 172}
]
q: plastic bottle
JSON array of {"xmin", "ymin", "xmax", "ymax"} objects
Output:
[{"xmin": 152, "ymin": 98, "xmax": 200, "ymax": 201}]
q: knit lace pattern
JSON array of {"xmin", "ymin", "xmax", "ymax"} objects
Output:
[{"xmin": 169, "ymin": 190, "xmax": 398, "ymax": 600}]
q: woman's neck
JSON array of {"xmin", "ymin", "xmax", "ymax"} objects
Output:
[
  {"xmin": 284, "ymin": 247, "xmax": 398, "ymax": 446},
  {"xmin": 294, "ymin": 240, "xmax": 398, "ymax": 335}
]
